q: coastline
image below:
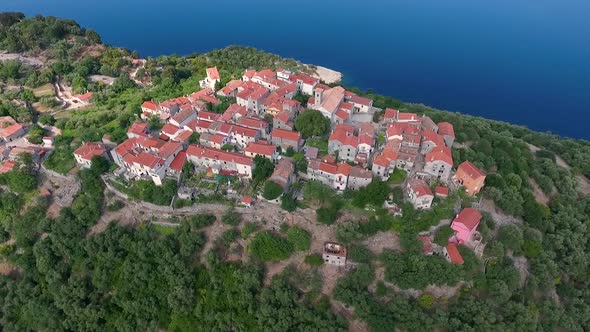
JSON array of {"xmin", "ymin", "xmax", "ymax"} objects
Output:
[{"xmin": 310, "ymin": 65, "xmax": 342, "ymax": 84}]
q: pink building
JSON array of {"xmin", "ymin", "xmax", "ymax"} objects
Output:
[{"xmin": 450, "ymin": 208, "xmax": 482, "ymax": 244}]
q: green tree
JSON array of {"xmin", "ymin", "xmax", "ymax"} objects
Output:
[
  {"xmin": 294, "ymin": 110, "xmax": 330, "ymax": 138},
  {"xmin": 249, "ymin": 231, "xmax": 293, "ymax": 262},
  {"xmin": 262, "ymin": 181, "xmax": 283, "ymax": 200},
  {"xmin": 287, "ymin": 226, "xmax": 311, "ymax": 251}
]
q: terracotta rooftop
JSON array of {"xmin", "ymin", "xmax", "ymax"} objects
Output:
[
  {"xmin": 446, "ymin": 243, "xmax": 464, "ymax": 264},
  {"xmin": 453, "ymin": 208, "xmax": 482, "ymax": 231},
  {"xmin": 74, "ymin": 142, "xmax": 105, "ymax": 161},
  {"xmin": 272, "ymin": 128, "xmax": 301, "ymax": 142},
  {"xmin": 457, "ymin": 161, "xmax": 485, "ymax": 179},
  {"xmin": 438, "ymin": 122, "xmax": 455, "ymax": 138}
]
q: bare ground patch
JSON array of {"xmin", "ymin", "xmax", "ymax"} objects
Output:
[
  {"xmin": 528, "ymin": 177, "xmax": 550, "ymax": 205},
  {"xmin": 362, "ymin": 231, "xmax": 401, "ymax": 255}
]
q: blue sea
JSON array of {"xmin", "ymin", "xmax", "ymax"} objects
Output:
[{"xmin": 3, "ymin": 0, "xmax": 590, "ymax": 139}]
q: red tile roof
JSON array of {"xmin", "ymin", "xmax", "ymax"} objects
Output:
[
  {"xmin": 457, "ymin": 161, "xmax": 485, "ymax": 180},
  {"xmin": 134, "ymin": 152, "xmax": 162, "ymax": 168},
  {"xmin": 446, "ymin": 243, "xmax": 464, "ymax": 264},
  {"xmin": 453, "ymin": 208, "xmax": 482, "ymax": 231},
  {"xmin": 157, "ymin": 141, "xmax": 182, "ymax": 159},
  {"xmin": 435, "ymin": 185, "xmax": 449, "ymax": 196},
  {"xmin": 169, "ymin": 150, "xmax": 187, "ymax": 171},
  {"xmin": 408, "ymin": 178, "xmax": 433, "ymax": 197},
  {"xmin": 0, "ymin": 123, "xmax": 23, "ymax": 138},
  {"xmin": 241, "ymin": 196, "xmax": 253, "ymax": 205},
  {"xmin": 438, "ymin": 122, "xmax": 455, "ymax": 138},
  {"xmin": 173, "ymin": 130, "xmax": 193, "ymax": 143},
  {"xmin": 0, "ymin": 160, "xmax": 16, "ymax": 174},
  {"xmin": 426, "ymin": 146, "xmax": 453, "ymax": 165},
  {"xmin": 238, "ymin": 116, "xmax": 268, "ymax": 130},
  {"xmin": 161, "ymin": 123, "xmax": 180, "ymax": 137},
  {"xmin": 244, "ymin": 141, "xmax": 276, "ymax": 157},
  {"xmin": 348, "ymin": 94, "xmax": 372, "ymax": 106},
  {"xmin": 272, "ymin": 128, "xmax": 300, "ymax": 142},
  {"xmin": 422, "ymin": 130, "xmax": 445, "ymax": 147},
  {"xmin": 171, "ymin": 108, "xmax": 196, "ymax": 124},
  {"xmin": 75, "ymin": 91, "xmax": 93, "ymax": 102},
  {"xmin": 384, "ymin": 108, "xmax": 399, "ymax": 119},
  {"xmin": 128, "ymin": 122, "xmax": 148, "ymax": 136},
  {"xmin": 397, "ymin": 112, "xmax": 420, "ymax": 122},
  {"xmin": 197, "ymin": 111, "xmax": 220, "ymax": 121},
  {"xmin": 74, "ymin": 142, "xmax": 105, "ymax": 161},
  {"xmin": 207, "ymin": 67, "xmax": 220, "ymax": 80},
  {"xmin": 329, "ymin": 124, "xmax": 356, "ymax": 145},
  {"xmin": 275, "ymin": 110, "xmax": 291, "ymax": 123},
  {"xmin": 186, "ymin": 144, "xmax": 252, "ymax": 166}
]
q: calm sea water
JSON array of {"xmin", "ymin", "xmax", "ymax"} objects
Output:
[{"xmin": 3, "ymin": 0, "xmax": 590, "ymax": 139}]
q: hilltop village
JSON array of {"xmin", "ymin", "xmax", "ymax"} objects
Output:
[
  {"xmin": 38, "ymin": 66, "xmax": 488, "ymax": 265},
  {"xmin": 3, "ymin": 14, "xmax": 590, "ymax": 332}
]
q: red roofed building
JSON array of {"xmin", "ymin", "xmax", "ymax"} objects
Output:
[
  {"xmin": 437, "ymin": 122, "xmax": 455, "ymax": 147},
  {"xmin": 444, "ymin": 243, "xmax": 464, "ymax": 264},
  {"xmin": 421, "ymin": 130, "xmax": 446, "ymax": 154},
  {"xmin": 454, "ymin": 161, "xmax": 486, "ymax": 196},
  {"xmin": 244, "ymin": 141, "xmax": 278, "ymax": 160},
  {"xmin": 217, "ymin": 79, "xmax": 243, "ymax": 97},
  {"xmin": 406, "ymin": 178, "xmax": 434, "ymax": 209},
  {"xmin": 271, "ymin": 128, "xmax": 302, "ymax": 152},
  {"xmin": 230, "ymin": 125, "xmax": 260, "ymax": 147},
  {"xmin": 273, "ymin": 110, "xmax": 295, "ymax": 131},
  {"xmin": 308, "ymin": 159, "xmax": 354, "ymax": 191},
  {"xmin": 168, "ymin": 150, "xmax": 187, "ymax": 176},
  {"xmin": 289, "ymin": 73, "xmax": 319, "ymax": 95},
  {"xmin": 186, "ymin": 144, "xmax": 253, "ymax": 178},
  {"xmin": 237, "ymin": 116, "xmax": 269, "ymax": 138},
  {"xmin": 141, "ymin": 100, "xmax": 158, "ymax": 115},
  {"xmin": 196, "ymin": 110, "xmax": 220, "ymax": 122},
  {"xmin": 451, "ymin": 208, "xmax": 482, "ymax": 244},
  {"xmin": 269, "ymin": 159, "xmax": 296, "ymax": 191},
  {"xmin": 0, "ymin": 160, "xmax": 16, "ymax": 174},
  {"xmin": 435, "ymin": 185, "xmax": 449, "ymax": 198},
  {"xmin": 0, "ymin": 123, "xmax": 25, "ymax": 142},
  {"xmin": 172, "ymin": 130, "xmax": 193, "ymax": 146},
  {"xmin": 74, "ymin": 91, "xmax": 93, "ymax": 105},
  {"xmin": 424, "ymin": 146, "xmax": 453, "ymax": 182},
  {"xmin": 241, "ymin": 196, "xmax": 253, "ymax": 207},
  {"xmin": 161, "ymin": 123, "xmax": 181, "ymax": 139},
  {"xmin": 73, "ymin": 142, "xmax": 106, "ymax": 168},
  {"xmin": 236, "ymin": 81, "xmax": 270, "ymax": 114},
  {"xmin": 200, "ymin": 67, "xmax": 221, "ymax": 90},
  {"xmin": 127, "ymin": 122, "xmax": 149, "ymax": 139},
  {"xmin": 170, "ymin": 107, "xmax": 197, "ymax": 128},
  {"xmin": 219, "ymin": 103, "xmax": 247, "ymax": 123}
]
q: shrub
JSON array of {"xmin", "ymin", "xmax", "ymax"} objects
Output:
[
  {"xmin": 348, "ymin": 245, "xmax": 375, "ymax": 264},
  {"xmin": 241, "ymin": 223, "xmax": 257, "ymax": 239},
  {"xmin": 187, "ymin": 214, "xmax": 216, "ymax": 230},
  {"xmin": 304, "ymin": 254, "xmax": 324, "ymax": 266},
  {"xmin": 262, "ymin": 181, "xmax": 283, "ymax": 200},
  {"xmin": 434, "ymin": 225, "xmax": 454, "ymax": 246},
  {"xmin": 281, "ymin": 192, "xmax": 297, "ymax": 212},
  {"xmin": 287, "ymin": 226, "xmax": 311, "ymax": 251},
  {"xmin": 106, "ymin": 200, "xmax": 124, "ymax": 212},
  {"xmin": 249, "ymin": 231, "xmax": 293, "ymax": 262},
  {"xmin": 222, "ymin": 208, "xmax": 241, "ymax": 225}
]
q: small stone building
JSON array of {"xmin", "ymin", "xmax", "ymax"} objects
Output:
[{"xmin": 322, "ymin": 242, "xmax": 347, "ymax": 266}]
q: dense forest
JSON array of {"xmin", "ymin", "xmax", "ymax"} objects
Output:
[{"xmin": 0, "ymin": 13, "xmax": 589, "ymax": 331}]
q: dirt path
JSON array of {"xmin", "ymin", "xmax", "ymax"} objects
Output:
[
  {"xmin": 528, "ymin": 177, "xmax": 550, "ymax": 205},
  {"xmin": 480, "ymin": 199, "xmax": 522, "ymax": 228}
]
